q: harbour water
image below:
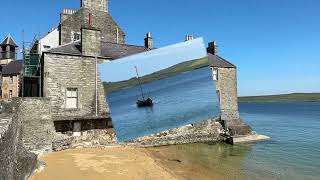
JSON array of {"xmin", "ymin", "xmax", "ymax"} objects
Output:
[{"xmin": 147, "ymin": 102, "xmax": 320, "ymax": 180}]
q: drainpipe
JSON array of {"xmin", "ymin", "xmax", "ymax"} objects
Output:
[{"xmin": 95, "ymin": 56, "xmax": 98, "ymax": 116}]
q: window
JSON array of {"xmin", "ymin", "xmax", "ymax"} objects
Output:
[
  {"xmin": 212, "ymin": 68, "xmax": 218, "ymax": 81},
  {"xmin": 72, "ymin": 32, "xmax": 81, "ymax": 41},
  {"xmin": 9, "ymin": 76, "xmax": 13, "ymax": 84},
  {"xmin": 43, "ymin": 45, "xmax": 51, "ymax": 49},
  {"xmin": 66, "ymin": 88, "xmax": 78, "ymax": 109},
  {"xmin": 9, "ymin": 90, "xmax": 12, "ymax": 99}
]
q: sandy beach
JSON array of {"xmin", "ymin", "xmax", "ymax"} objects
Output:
[
  {"xmin": 29, "ymin": 144, "xmax": 245, "ymax": 180},
  {"xmin": 30, "ymin": 147, "xmax": 177, "ymax": 180}
]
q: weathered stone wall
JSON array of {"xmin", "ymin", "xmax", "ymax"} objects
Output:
[
  {"xmin": 81, "ymin": 0, "xmax": 108, "ymax": 12},
  {"xmin": 42, "ymin": 53, "xmax": 109, "ymax": 121},
  {"xmin": 216, "ymin": 68, "xmax": 240, "ymax": 120},
  {"xmin": 81, "ymin": 27, "xmax": 101, "ymax": 56},
  {"xmin": 12, "ymin": 98, "xmax": 55, "ymax": 152},
  {"xmin": 60, "ymin": 8, "xmax": 125, "ymax": 45},
  {"xmin": 215, "ymin": 67, "xmax": 251, "ymax": 136},
  {"xmin": 0, "ymin": 113, "xmax": 37, "ymax": 180}
]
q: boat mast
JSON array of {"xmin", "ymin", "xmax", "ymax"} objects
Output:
[{"xmin": 135, "ymin": 66, "xmax": 145, "ymax": 100}]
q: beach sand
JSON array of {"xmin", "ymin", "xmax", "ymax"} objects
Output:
[
  {"xmin": 30, "ymin": 144, "xmax": 242, "ymax": 180},
  {"xmin": 30, "ymin": 147, "xmax": 177, "ymax": 180}
]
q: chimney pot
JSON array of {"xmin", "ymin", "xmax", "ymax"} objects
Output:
[{"xmin": 144, "ymin": 32, "xmax": 153, "ymax": 49}]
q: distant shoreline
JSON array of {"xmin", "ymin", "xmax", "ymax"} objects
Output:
[{"xmin": 238, "ymin": 93, "xmax": 320, "ymax": 102}]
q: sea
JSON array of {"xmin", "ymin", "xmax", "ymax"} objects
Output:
[{"xmin": 108, "ymin": 67, "xmax": 320, "ymax": 179}]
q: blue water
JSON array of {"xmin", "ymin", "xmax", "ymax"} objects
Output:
[
  {"xmin": 107, "ymin": 67, "xmax": 220, "ymax": 142},
  {"xmin": 152, "ymin": 101, "xmax": 320, "ymax": 180},
  {"xmin": 240, "ymin": 102, "xmax": 320, "ymax": 180},
  {"xmin": 108, "ymin": 67, "xmax": 320, "ymax": 179}
]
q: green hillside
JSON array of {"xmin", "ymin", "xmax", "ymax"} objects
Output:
[
  {"xmin": 103, "ymin": 57, "xmax": 209, "ymax": 93},
  {"xmin": 238, "ymin": 93, "xmax": 320, "ymax": 102}
]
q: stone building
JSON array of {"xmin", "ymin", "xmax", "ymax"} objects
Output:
[
  {"xmin": 34, "ymin": 0, "xmax": 125, "ymax": 54},
  {"xmin": 0, "ymin": 35, "xmax": 22, "ymax": 101},
  {"xmin": 1, "ymin": 60, "xmax": 23, "ymax": 101},
  {"xmin": 208, "ymin": 41, "xmax": 251, "ymax": 135}
]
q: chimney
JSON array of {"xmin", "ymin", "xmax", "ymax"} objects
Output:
[
  {"xmin": 185, "ymin": 35, "xmax": 194, "ymax": 41},
  {"xmin": 81, "ymin": 0, "xmax": 108, "ymax": 13},
  {"xmin": 60, "ymin": 9, "xmax": 76, "ymax": 23},
  {"xmin": 144, "ymin": 32, "xmax": 153, "ymax": 49},
  {"xmin": 81, "ymin": 26, "xmax": 101, "ymax": 56},
  {"xmin": 207, "ymin": 41, "xmax": 218, "ymax": 55}
]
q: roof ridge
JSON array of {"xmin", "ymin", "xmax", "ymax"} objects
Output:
[{"xmin": 101, "ymin": 41, "xmax": 146, "ymax": 48}]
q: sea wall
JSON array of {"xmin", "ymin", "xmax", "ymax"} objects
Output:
[
  {"xmin": 12, "ymin": 98, "xmax": 55, "ymax": 152},
  {"xmin": 0, "ymin": 112, "xmax": 37, "ymax": 180},
  {"xmin": 128, "ymin": 118, "xmax": 222, "ymax": 147}
]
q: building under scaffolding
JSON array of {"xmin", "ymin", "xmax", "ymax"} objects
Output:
[{"xmin": 22, "ymin": 39, "xmax": 41, "ymax": 97}]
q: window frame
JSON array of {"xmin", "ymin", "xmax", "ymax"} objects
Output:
[{"xmin": 66, "ymin": 88, "xmax": 79, "ymax": 109}]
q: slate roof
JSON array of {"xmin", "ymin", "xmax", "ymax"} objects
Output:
[
  {"xmin": 47, "ymin": 41, "xmax": 148, "ymax": 60},
  {"xmin": 2, "ymin": 60, "xmax": 23, "ymax": 75},
  {"xmin": 208, "ymin": 53, "xmax": 236, "ymax": 68},
  {"xmin": 0, "ymin": 35, "xmax": 18, "ymax": 47}
]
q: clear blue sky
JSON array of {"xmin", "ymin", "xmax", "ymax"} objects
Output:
[
  {"xmin": 1, "ymin": 0, "xmax": 319, "ymax": 96},
  {"xmin": 99, "ymin": 38, "xmax": 207, "ymax": 82}
]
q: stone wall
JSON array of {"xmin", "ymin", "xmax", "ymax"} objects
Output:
[
  {"xmin": 0, "ymin": 112, "xmax": 37, "ymax": 180},
  {"xmin": 216, "ymin": 68, "xmax": 240, "ymax": 120},
  {"xmin": 12, "ymin": 98, "xmax": 55, "ymax": 152},
  {"xmin": 81, "ymin": 0, "xmax": 108, "ymax": 12},
  {"xmin": 42, "ymin": 53, "xmax": 109, "ymax": 121},
  {"xmin": 59, "ymin": 7, "xmax": 125, "ymax": 45},
  {"xmin": 215, "ymin": 67, "xmax": 252, "ymax": 136},
  {"xmin": 128, "ymin": 118, "xmax": 222, "ymax": 147}
]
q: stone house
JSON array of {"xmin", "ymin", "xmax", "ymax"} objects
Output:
[
  {"xmin": 37, "ymin": 0, "xmax": 152, "ymax": 134},
  {"xmin": 0, "ymin": 35, "xmax": 22, "ymax": 101},
  {"xmin": 1, "ymin": 60, "xmax": 23, "ymax": 101}
]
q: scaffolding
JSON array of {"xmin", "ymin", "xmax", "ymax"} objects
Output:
[{"xmin": 22, "ymin": 37, "xmax": 42, "ymax": 97}]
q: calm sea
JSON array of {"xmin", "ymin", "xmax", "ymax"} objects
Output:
[{"xmin": 108, "ymin": 68, "xmax": 320, "ymax": 179}]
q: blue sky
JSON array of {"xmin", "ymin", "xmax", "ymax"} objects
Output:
[
  {"xmin": 1, "ymin": 0, "xmax": 320, "ymax": 96},
  {"xmin": 99, "ymin": 38, "xmax": 207, "ymax": 82}
]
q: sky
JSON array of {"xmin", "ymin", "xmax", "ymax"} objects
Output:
[
  {"xmin": 99, "ymin": 38, "xmax": 207, "ymax": 82},
  {"xmin": 1, "ymin": 0, "xmax": 320, "ymax": 96}
]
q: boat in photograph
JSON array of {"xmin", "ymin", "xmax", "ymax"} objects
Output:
[{"xmin": 135, "ymin": 66, "xmax": 153, "ymax": 107}]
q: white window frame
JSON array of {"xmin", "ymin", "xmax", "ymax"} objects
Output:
[
  {"xmin": 212, "ymin": 67, "xmax": 218, "ymax": 81},
  {"xmin": 66, "ymin": 88, "xmax": 78, "ymax": 109}
]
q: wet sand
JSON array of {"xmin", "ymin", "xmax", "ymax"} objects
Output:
[{"xmin": 30, "ymin": 147, "xmax": 177, "ymax": 180}]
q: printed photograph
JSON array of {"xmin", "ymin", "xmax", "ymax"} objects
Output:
[{"xmin": 100, "ymin": 38, "xmax": 220, "ymax": 142}]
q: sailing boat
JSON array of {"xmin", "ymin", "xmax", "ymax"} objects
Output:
[{"xmin": 135, "ymin": 66, "xmax": 153, "ymax": 107}]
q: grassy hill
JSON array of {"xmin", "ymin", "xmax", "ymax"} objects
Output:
[
  {"xmin": 103, "ymin": 57, "xmax": 209, "ymax": 93},
  {"xmin": 238, "ymin": 93, "xmax": 320, "ymax": 102}
]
